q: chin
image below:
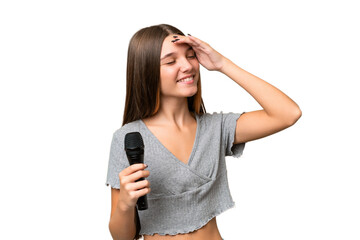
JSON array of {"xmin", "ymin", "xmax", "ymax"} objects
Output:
[{"xmin": 183, "ymin": 87, "xmax": 198, "ymax": 97}]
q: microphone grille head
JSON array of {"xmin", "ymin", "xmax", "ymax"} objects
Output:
[{"xmin": 124, "ymin": 132, "xmax": 144, "ymax": 150}]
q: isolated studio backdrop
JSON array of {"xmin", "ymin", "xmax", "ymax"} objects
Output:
[{"xmin": 0, "ymin": 0, "xmax": 359, "ymax": 239}]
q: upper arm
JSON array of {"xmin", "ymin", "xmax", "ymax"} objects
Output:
[
  {"xmin": 234, "ymin": 109, "xmax": 301, "ymax": 144},
  {"xmin": 110, "ymin": 188, "xmax": 120, "ymax": 218}
]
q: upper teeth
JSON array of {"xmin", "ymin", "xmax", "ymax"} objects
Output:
[{"xmin": 178, "ymin": 76, "xmax": 193, "ymax": 82}]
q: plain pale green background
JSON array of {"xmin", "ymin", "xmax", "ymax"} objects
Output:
[{"xmin": 1, "ymin": 0, "xmax": 359, "ymax": 239}]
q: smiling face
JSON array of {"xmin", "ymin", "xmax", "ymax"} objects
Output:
[{"xmin": 159, "ymin": 35, "xmax": 200, "ymax": 99}]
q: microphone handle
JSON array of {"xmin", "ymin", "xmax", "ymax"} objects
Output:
[
  {"xmin": 135, "ymin": 177, "xmax": 148, "ymax": 210},
  {"xmin": 128, "ymin": 156, "xmax": 148, "ymax": 210}
]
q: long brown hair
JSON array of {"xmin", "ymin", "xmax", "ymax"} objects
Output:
[{"xmin": 122, "ymin": 24, "xmax": 206, "ymax": 126}]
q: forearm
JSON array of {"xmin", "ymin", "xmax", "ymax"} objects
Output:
[
  {"xmin": 109, "ymin": 204, "xmax": 137, "ymax": 240},
  {"xmin": 220, "ymin": 58, "xmax": 301, "ymax": 123}
]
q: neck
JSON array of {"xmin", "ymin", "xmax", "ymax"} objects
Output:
[{"xmin": 148, "ymin": 96, "xmax": 195, "ymax": 127}]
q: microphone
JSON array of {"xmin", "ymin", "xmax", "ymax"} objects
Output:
[{"xmin": 124, "ymin": 132, "xmax": 148, "ymax": 210}]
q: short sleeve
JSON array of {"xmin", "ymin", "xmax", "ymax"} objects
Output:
[
  {"xmin": 105, "ymin": 131, "xmax": 129, "ymax": 189},
  {"xmin": 222, "ymin": 112, "xmax": 246, "ymax": 158}
]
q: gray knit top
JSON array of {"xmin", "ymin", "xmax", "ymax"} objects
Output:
[{"xmin": 106, "ymin": 112, "xmax": 246, "ymax": 236}]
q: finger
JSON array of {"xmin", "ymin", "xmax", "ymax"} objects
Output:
[
  {"xmin": 187, "ymin": 35, "xmax": 202, "ymax": 47},
  {"xmin": 174, "ymin": 35, "xmax": 208, "ymax": 53},
  {"xmin": 125, "ymin": 179, "xmax": 150, "ymax": 191},
  {"xmin": 127, "ymin": 169, "xmax": 150, "ymax": 183},
  {"xmin": 133, "ymin": 187, "xmax": 151, "ymax": 199},
  {"xmin": 120, "ymin": 169, "xmax": 150, "ymax": 186},
  {"xmin": 119, "ymin": 163, "xmax": 147, "ymax": 177},
  {"xmin": 172, "ymin": 36, "xmax": 198, "ymax": 46}
]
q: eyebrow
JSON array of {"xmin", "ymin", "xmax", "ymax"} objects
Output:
[{"xmin": 160, "ymin": 47, "xmax": 193, "ymax": 60}]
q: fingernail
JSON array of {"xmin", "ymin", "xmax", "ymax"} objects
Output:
[
  {"xmin": 144, "ymin": 164, "xmax": 148, "ymax": 168},
  {"xmin": 171, "ymin": 39, "xmax": 180, "ymax": 43}
]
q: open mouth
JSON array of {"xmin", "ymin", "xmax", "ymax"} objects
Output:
[{"xmin": 177, "ymin": 75, "xmax": 194, "ymax": 83}]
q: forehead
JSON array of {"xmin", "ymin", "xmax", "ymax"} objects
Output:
[{"xmin": 160, "ymin": 35, "xmax": 192, "ymax": 56}]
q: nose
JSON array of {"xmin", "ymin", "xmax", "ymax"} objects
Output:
[{"xmin": 179, "ymin": 58, "xmax": 193, "ymax": 72}]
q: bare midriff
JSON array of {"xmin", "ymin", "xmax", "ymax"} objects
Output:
[{"xmin": 143, "ymin": 217, "xmax": 223, "ymax": 240}]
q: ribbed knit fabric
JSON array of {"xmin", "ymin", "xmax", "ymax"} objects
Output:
[{"xmin": 106, "ymin": 112, "xmax": 246, "ymax": 235}]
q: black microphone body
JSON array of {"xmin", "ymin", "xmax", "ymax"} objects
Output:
[{"xmin": 124, "ymin": 132, "xmax": 148, "ymax": 210}]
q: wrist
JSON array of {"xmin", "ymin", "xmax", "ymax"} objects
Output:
[
  {"xmin": 218, "ymin": 57, "xmax": 234, "ymax": 74},
  {"xmin": 117, "ymin": 199, "xmax": 134, "ymax": 213}
]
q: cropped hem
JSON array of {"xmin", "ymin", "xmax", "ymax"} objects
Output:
[{"xmin": 142, "ymin": 201, "xmax": 235, "ymax": 236}]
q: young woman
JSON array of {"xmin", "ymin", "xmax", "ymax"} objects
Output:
[{"xmin": 106, "ymin": 24, "xmax": 301, "ymax": 240}]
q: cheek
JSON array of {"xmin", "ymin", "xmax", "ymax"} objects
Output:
[
  {"xmin": 160, "ymin": 67, "xmax": 177, "ymax": 82},
  {"xmin": 160, "ymin": 68, "xmax": 176, "ymax": 92}
]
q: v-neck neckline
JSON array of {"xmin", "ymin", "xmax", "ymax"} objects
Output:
[{"xmin": 140, "ymin": 114, "xmax": 200, "ymax": 166}]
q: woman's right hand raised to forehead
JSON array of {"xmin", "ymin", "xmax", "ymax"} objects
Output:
[
  {"xmin": 117, "ymin": 163, "xmax": 151, "ymax": 211},
  {"xmin": 173, "ymin": 34, "xmax": 228, "ymax": 72}
]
